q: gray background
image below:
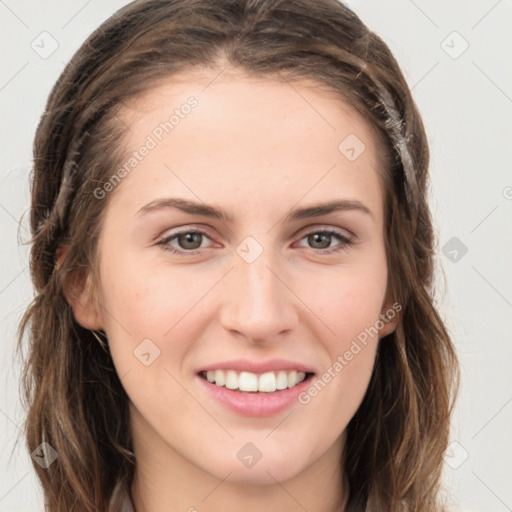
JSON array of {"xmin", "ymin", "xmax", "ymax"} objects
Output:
[{"xmin": 1, "ymin": 1, "xmax": 511, "ymax": 510}]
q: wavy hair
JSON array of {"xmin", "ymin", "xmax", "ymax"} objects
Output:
[{"xmin": 16, "ymin": 0, "xmax": 459, "ymax": 510}]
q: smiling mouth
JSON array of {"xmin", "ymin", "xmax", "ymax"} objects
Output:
[{"xmin": 199, "ymin": 369, "xmax": 315, "ymax": 393}]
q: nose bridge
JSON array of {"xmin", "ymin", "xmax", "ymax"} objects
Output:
[
  {"xmin": 237, "ymin": 242, "xmax": 284, "ymax": 312},
  {"xmin": 220, "ymin": 238, "xmax": 297, "ymax": 342}
]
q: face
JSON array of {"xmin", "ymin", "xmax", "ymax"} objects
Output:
[{"xmin": 71, "ymin": 70, "xmax": 397, "ymax": 487}]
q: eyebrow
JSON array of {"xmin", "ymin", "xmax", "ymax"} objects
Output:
[{"xmin": 135, "ymin": 197, "xmax": 373, "ymax": 222}]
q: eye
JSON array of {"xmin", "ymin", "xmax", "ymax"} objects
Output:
[
  {"xmin": 156, "ymin": 227, "xmax": 354, "ymax": 256},
  {"xmin": 295, "ymin": 229, "xmax": 353, "ymax": 254},
  {"xmin": 157, "ymin": 229, "xmax": 213, "ymax": 255}
]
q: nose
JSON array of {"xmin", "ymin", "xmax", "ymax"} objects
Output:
[{"xmin": 219, "ymin": 246, "xmax": 298, "ymax": 345}]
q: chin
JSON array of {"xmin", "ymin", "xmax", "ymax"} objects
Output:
[{"xmin": 203, "ymin": 453, "xmax": 306, "ymax": 486}]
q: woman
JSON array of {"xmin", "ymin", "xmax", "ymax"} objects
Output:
[{"xmin": 17, "ymin": 0, "xmax": 459, "ymax": 510}]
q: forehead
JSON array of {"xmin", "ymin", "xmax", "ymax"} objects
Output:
[
  {"xmin": 109, "ymin": 70, "xmax": 386, "ymax": 220},
  {"xmin": 123, "ymin": 69, "xmax": 380, "ymax": 140}
]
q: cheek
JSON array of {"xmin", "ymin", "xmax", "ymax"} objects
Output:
[
  {"xmin": 97, "ymin": 252, "xmax": 219, "ymax": 389},
  {"xmin": 305, "ymin": 273, "xmax": 382, "ymax": 400},
  {"xmin": 292, "ymin": 256, "xmax": 386, "ymax": 421},
  {"xmin": 300, "ymin": 259, "xmax": 388, "ymax": 341},
  {"xmin": 99, "ymin": 252, "xmax": 200, "ymax": 337},
  {"xmin": 293, "ymin": 273, "xmax": 383, "ymax": 450},
  {"xmin": 97, "ymin": 258, "xmax": 201, "ymax": 421}
]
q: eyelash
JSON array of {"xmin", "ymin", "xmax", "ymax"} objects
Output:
[{"xmin": 156, "ymin": 227, "xmax": 354, "ymax": 256}]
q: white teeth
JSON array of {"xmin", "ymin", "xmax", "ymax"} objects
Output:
[
  {"xmin": 214, "ymin": 369, "xmax": 225, "ymax": 386},
  {"xmin": 258, "ymin": 372, "xmax": 276, "ymax": 392},
  {"xmin": 239, "ymin": 371, "xmax": 258, "ymax": 392},
  {"xmin": 287, "ymin": 370, "xmax": 297, "ymax": 388},
  {"xmin": 276, "ymin": 371, "xmax": 288, "ymax": 390},
  {"xmin": 225, "ymin": 370, "xmax": 238, "ymax": 390},
  {"xmin": 202, "ymin": 369, "xmax": 309, "ymax": 392}
]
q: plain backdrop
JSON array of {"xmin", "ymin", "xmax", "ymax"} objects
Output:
[{"xmin": 1, "ymin": 1, "xmax": 511, "ymax": 511}]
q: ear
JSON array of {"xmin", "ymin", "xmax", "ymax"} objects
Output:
[
  {"xmin": 378, "ymin": 289, "xmax": 401, "ymax": 339},
  {"xmin": 57, "ymin": 245, "xmax": 105, "ymax": 330}
]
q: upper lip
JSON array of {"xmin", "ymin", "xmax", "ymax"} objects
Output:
[{"xmin": 198, "ymin": 358, "xmax": 315, "ymax": 375}]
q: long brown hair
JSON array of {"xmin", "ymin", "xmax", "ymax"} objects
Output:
[{"xmin": 16, "ymin": 0, "xmax": 459, "ymax": 510}]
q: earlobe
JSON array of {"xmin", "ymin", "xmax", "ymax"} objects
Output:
[
  {"xmin": 378, "ymin": 314, "xmax": 398, "ymax": 338},
  {"xmin": 64, "ymin": 271, "xmax": 105, "ymax": 330},
  {"xmin": 378, "ymin": 299, "xmax": 401, "ymax": 338},
  {"xmin": 58, "ymin": 244, "xmax": 104, "ymax": 330}
]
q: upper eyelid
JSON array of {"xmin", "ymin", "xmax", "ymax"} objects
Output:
[{"xmin": 158, "ymin": 225, "xmax": 215, "ymax": 242}]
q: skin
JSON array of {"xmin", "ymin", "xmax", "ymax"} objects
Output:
[{"xmin": 64, "ymin": 68, "xmax": 397, "ymax": 512}]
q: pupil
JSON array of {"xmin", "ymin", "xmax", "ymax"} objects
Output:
[
  {"xmin": 181, "ymin": 233, "xmax": 201, "ymax": 249},
  {"xmin": 310, "ymin": 233, "xmax": 329, "ymax": 249}
]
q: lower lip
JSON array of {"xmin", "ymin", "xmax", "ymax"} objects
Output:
[{"xmin": 196, "ymin": 374, "xmax": 314, "ymax": 417}]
